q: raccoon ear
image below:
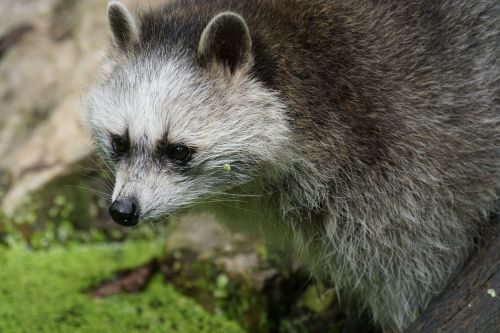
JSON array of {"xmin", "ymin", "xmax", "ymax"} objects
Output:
[
  {"xmin": 198, "ymin": 12, "xmax": 252, "ymax": 73},
  {"xmin": 107, "ymin": 1, "xmax": 139, "ymax": 50}
]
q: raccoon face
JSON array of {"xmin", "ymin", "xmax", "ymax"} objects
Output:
[{"xmin": 82, "ymin": 2, "xmax": 290, "ymax": 226}]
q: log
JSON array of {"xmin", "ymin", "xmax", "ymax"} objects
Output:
[{"xmin": 406, "ymin": 217, "xmax": 500, "ymax": 333}]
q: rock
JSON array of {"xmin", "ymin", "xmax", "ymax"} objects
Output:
[
  {"xmin": 216, "ymin": 253, "xmax": 260, "ymax": 278},
  {"xmin": 165, "ymin": 213, "xmax": 254, "ymax": 255},
  {"xmin": 0, "ymin": 24, "xmax": 34, "ymax": 59},
  {"xmin": 0, "ymin": 0, "xmax": 163, "ymax": 213},
  {"xmin": 1, "ymin": 94, "xmax": 93, "ymax": 212}
]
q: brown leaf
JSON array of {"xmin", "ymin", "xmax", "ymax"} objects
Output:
[{"xmin": 90, "ymin": 258, "xmax": 159, "ymax": 298}]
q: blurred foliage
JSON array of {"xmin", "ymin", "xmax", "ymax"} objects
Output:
[
  {"xmin": 162, "ymin": 250, "xmax": 270, "ymax": 332},
  {"xmin": 0, "ymin": 170, "xmax": 167, "ymax": 250},
  {"xmin": 160, "ymin": 248, "xmax": 345, "ymax": 333}
]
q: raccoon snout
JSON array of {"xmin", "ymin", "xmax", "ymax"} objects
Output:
[{"xmin": 109, "ymin": 198, "xmax": 140, "ymax": 227}]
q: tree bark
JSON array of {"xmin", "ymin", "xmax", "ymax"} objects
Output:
[{"xmin": 406, "ymin": 218, "xmax": 500, "ymax": 333}]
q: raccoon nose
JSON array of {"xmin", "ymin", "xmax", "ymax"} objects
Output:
[{"xmin": 109, "ymin": 198, "xmax": 139, "ymax": 227}]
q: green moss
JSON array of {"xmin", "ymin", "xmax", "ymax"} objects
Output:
[{"xmin": 0, "ymin": 241, "xmax": 243, "ymax": 333}]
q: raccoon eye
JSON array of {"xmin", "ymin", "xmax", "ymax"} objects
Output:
[
  {"xmin": 112, "ymin": 136, "xmax": 129, "ymax": 156},
  {"xmin": 168, "ymin": 144, "xmax": 191, "ymax": 164}
]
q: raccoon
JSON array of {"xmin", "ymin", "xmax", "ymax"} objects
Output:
[{"xmin": 82, "ymin": 0, "xmax": 500, "ymax": 331}]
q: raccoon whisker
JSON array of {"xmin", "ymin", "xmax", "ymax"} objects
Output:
[
  {"xmin": 74, "ymin": 166, "xmax": 110, "ymax": 174},
  {"xmin": 76, "ymin": 170, "xmax": 114, "ymax": 183},
  {"xmin": 84, "ymin": 153, "xmax": 102, "ymax": 167},
  {"xmin": 192, "ymin": 199, "xmax": 248, "ymax": 205},
  {"xmin": 66, "ymin": 185, "xmax": 112, "ymax": 202},
  {"xmin": 76, "ymin": 174, "xmax": 114, "ymax": 192},
  {"xmin": 215, "ymin": 201, "xmax": 269, "ymax": 217},
  {"xmin": 143, "ymin": 213, "xmax": 170, "ymax": 224},
  {"xmin": 100, "ymin": 158, "xmax": 116, "ymax": 178},
  {"xmin": 84, "ymin": 150, "xmax": 116, "ymax": 178},
  {"xmin": 209, "ymin": 191, "xmax": 273, "ymax": 198},
  {"xmin": 144, "ymin": 219, "xmax": 158, "ymax": 233}
]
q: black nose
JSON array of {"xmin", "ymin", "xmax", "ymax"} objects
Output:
[{"xmin": 109, "ymin": 198, "xmax": 139, "ymax": 226}]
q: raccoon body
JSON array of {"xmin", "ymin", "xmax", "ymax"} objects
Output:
[{"xmin": 83, "ymin": 0, "xmax": 500, "ymax": 331}]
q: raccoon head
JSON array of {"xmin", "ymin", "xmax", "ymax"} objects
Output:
[{"xmin": 83, "ymin": 2, "xmax": 290, "ymax": 226}]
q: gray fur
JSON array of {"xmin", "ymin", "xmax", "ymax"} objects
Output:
[{"xmin": 82, "ymin": 0, "xmax": 500, "ymax": 331}]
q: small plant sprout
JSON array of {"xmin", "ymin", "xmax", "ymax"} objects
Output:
[{"xmin": 223, "ymin": 163, "xmax": 231, "ymax": 172}]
